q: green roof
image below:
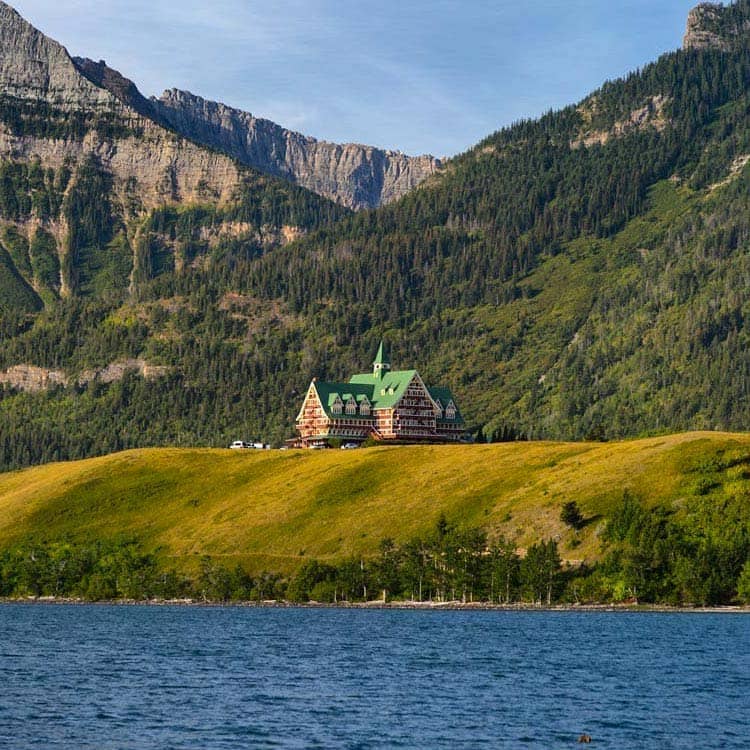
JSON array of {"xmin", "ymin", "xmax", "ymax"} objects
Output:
[
  {"xmin": 307, "ymin": 369, "xmax": 463, "ymax": 423},
  {"xmin": 349, "ymin": 369, "xmax": 418, "ymax": 409},
  {"xmin": 310, "ymin": 380, "xmax": 374, "ymax": 420}
]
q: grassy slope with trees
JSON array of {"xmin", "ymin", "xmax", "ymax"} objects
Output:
[{"xmin": 0, "ymin": 432, "xmax": 749, "ymax": 605}]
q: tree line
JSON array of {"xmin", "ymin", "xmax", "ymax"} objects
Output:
[{"xmin": 3, "ymin": 498, "xmax": 749, "ymax": 606}]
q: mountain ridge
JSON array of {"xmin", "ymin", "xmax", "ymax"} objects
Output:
[
  {"xmin": 151, "ymin": 87, "xmax": 441, "ymax": 211},
  {"xmin": 68, "ymin": 52, "xmax": 440, "ymax": 211}
]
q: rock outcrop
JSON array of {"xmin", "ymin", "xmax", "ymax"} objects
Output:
[
  {"xmin": 72, "ymin": 56, "xmax": 164, "ymax": 123},
  {"xmin": 683, "ymin": 2, "xmax": 750, "ymax": 50},
  {"xmin": 78, "ymin": 358, "xmax": 169, "ymax": 385},
  {"xmin": 0, "ymin": 359, "xmax": 170, "ymax": 392},
  {"xmin": 151, "ymin": 89, "xmax": 440, "ymax": 210},
  {"xmin": 0, "ymin": 1, "xmax": 244, "ymax": 211},
  {"xmin": 0, "ymin": 364, "xmax": 67, "ymax": 392},
  {"xmin": 0, "ymin": 1, "xmax": 437, "ymax": 216},
  {"xmin": 571, "ymin": 94, "xmax": 671, "ymax": 149}
]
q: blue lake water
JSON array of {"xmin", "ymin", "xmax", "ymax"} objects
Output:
[{"xmin": 0, "ymin": 605, "xmax": 748, "ymax": 749}]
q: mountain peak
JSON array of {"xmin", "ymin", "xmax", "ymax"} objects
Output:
[
  {"xmin": 0, "ymin": 0, "xmax": 121, "ymax": 109},
  {"xmin": 72, "ymin": 57, "xmax": 161, "ymax": 121},
  {"xmin": 683, "ymin": 1, "xmax": 750, "ymax": 50}
]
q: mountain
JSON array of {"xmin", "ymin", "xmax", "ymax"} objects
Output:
[
  {"xmin": 4, "ymin": 2, "xmax": 750, "ymax": 471},
  {"xmin": 70, "ymin": 56, "xmax": 441, "ymax": 212},
  {"xmin": 150, "ymin": 88, "xmax": 440, "ymax": 211},
  {"xmin": 0, "ymin": 0, "xmax": 344, "ymax": 308}
]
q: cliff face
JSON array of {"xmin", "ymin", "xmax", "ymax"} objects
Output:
[
  {"xmin": 152, "ymin": 89, "xmax": 440, "ymax": 211},
  {"xmin": 683, "ymin": 1, "xmax": 750, "ymax": 50},
  {"xmin": 0, "ymin": 2, "xmax": 109, "ymax": 109},
  {"xmin": 0, "ymin": 2, "xmax": 242, "ymax": 211},
  {"xmin": 0, "ymin": 1, "xmax": 339, "ymax": 304}
]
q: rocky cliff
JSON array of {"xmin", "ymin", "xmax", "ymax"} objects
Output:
[
  {"xmin": 0, "ymin": 0, "xmax": 438, "ymax": 221},
  {"xmin": 151, "ymin": 89, "xmax": 440, "ymax": 210},
  {"xmin": 683, "ymin": 1, "xmax": 750, "ymax": 50},
  {"xmin": 0, "ymin": 1, "xmax": 243, "ymax": 211},
  {"xmin": 0, "ymin": 1, "xmax": 347, "ymax": 304}
]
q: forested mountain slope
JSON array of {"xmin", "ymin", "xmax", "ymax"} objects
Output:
[
  {"xmin": 4, "ymin": 2, "xmax": 750, "ymax": 469},
  {"xmin": 238, "ymin": 0, "xmax": 750, "ymax": 441}
]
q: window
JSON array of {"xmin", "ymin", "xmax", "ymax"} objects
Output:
[
  {"xmin": 434, "ymin": 399, "xmax": 443, "ymax": 418},
  {"xmin": 360, "ymin": 398, "xmax": 371, "ymax": 416},
  {"xmin": 331, "ymin": 396, "xmax": 343, "ymax": 416},
  {"xmin": 446, "ymin": 400, "xmax": 457, "ymax": 420},
  {"xmin": 345, "ymin": 397, "xmax": 357, "ymax": 415}
]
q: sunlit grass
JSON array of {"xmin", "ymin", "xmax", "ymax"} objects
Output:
[{"xmin": 1, "ymin": 431, "xmax": 748, "ymax": 573}]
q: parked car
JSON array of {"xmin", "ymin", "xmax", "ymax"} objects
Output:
[
  {"xmin": 229, "ymin": 441, "xmax": 252, "ymax": 449},
  {"xmin": 341, "ymin": 442, "xmax": 360, "ymax": 450}
]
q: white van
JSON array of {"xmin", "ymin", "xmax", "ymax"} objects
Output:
[{"xmin": 229, "ymin": 440, "xmax": 252, "ymax": 449}]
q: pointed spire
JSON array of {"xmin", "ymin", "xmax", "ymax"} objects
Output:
[
  {"xmin": 374, "ymin": 340, "xmax": 386, "ymax": 365},
  {"xmin": 373, "ymin": 340, "xmax": 391, "ymax": 379}
]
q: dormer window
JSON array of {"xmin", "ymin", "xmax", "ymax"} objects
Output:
[
  {"xmin": 434, "ymin": 399, "xmax": 443, "ymax": 418},
  {"xmin": 446, "ymin": 400, "xmax": 457, "ymax": 420},
  {"xmin": 360, "ymin": 396, "xmax": 371, "ymax": 416},
  {"xmin": 345, "ymin": 397, "xmax": 357, "ymax": 415},
  {"xmin": 331, "ymin": 396, "xmax": 343, "ymax": 416}
]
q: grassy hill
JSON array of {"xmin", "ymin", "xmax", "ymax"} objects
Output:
[{"xmin": 2, "ymin": 431, "xmax": 749, "ymax": 575}]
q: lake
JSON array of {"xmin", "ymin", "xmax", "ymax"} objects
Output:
[{"xmin": 0, "ymin": 605, "xmax": 747, "ymax": 748}]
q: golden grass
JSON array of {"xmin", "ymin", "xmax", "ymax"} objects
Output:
[{"xmin": 1, "ymin": 431, "xmax": 748, "ymax": 573}]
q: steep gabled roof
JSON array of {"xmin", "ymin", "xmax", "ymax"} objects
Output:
[
  {"xmin": 300, "ymin": 369, "xmax": 464, "ymax": 424},
  {"xmin": 349, "ymin": 369, "xmax": 419, "ymax": 409},
  {"xmin": 429, "ymin": 386, "xmax": 464, "ymax": 423}
]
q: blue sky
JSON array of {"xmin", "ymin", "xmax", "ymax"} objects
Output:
[{"xmin": 12, "ymin": 0, "xmax": 703, "ymax": 156}]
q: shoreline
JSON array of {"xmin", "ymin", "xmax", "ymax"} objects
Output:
[{"xmin": 1, "ymin": 597, "xmax": 748, "ymax": 613}]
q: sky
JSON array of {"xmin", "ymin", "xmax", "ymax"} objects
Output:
[{"xmin": 10, "ymin": 0, "xmax": 704, "ymax": 157}]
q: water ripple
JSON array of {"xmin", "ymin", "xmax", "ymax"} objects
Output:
[{"xmin": 0, "ymin": 606, "xmax": 748, "ymax": 748}]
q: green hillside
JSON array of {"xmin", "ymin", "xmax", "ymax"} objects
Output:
[
  {"xmin": 1, "ymin": 432, "xmax": 748, "ymax": 573},
  {"xmin": 1, "ymin": 433, "xmax": 748, "ymax": 604}
]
